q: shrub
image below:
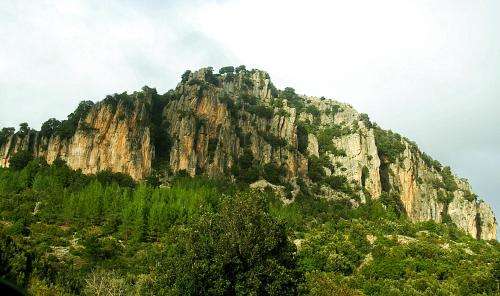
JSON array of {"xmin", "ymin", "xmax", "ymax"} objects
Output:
[
  {"xmin": 257, "ymin": 131, "xmax": 287, "ymax": 148},
  {"xmin": 324, "ymin": 175, "xmax": 349, "ymax": 192},
  {"xmin": 246, "ymin": 104, "xmax": 274, "ymax": 119}
]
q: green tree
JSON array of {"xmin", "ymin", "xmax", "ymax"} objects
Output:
[
  {"xmin": 0, "ymin": 127, "xmax": 15, "ymax": 146},
  {"xmin": 160, "ymin": 193, "xmax": 302, "ymax": 295},
  {"xmin": 18, "ymin": 122, "xmax": 30, "ymax": 137},
  {"xmin": 40, "ymin": 118, "xmax": 61, "ymax": 138}
]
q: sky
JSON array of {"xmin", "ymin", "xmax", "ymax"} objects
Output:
[{"xmin": 0, "ymin": 0, "xmax": 499, "ymax": 236}]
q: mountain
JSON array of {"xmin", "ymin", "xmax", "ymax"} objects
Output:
[{"xmin": 0, "ymin": 66, "xmax": 496, "ymax": 240}]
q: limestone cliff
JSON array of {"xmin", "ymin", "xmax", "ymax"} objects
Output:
[
  {"xmin": 0, "ymin": 95, "xmax": 153, "ymax": 180},
  {"xmin": 0, "ymin": 66, "xmax": 496, "ymax": 240}
]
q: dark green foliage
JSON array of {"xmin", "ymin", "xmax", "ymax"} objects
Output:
[
  {"xmin": 40, "ymin": 118, "xmax": 61, "ymax": 138},
  {"xmin": 361, "ymin": 166, "xmax": 369, "ymax": 187},
  {"xmin": 308, "ymin": 156, "xmax": 326, "ymax": 182},
  {"xmin": 9, "ymin": 151, "xmax": 33, "ymax": 171},
  {"xmin": 280, "ymin": 87, "xmax": 305, "ymax": 111},
  {"xmin": 440, "ymin": 166, "xmax": 458, "ymax": 192},
  {"xmin": 241, "ymin": 75, "xmax": 254, "ymax": 89},
  {"xmin": 232, "ymin": 149, "xmax": 260, "ymax": 183},
  {"xmin": 421, "ymin": 152, "xmax": 443, "ymax": 171},
  {"xmin": 463, "ymin": 191, "xmax": 478, "ymax": 202},
  {"xmin": 0, "ymin": 127, "xmax": 15, "ymax": 146},
  {"xmin": 204, "ymin": 67, "xmax": 220, "ymax": 86},
  {"xmin": 437, "ymin": 191, "xmax": 454, "ymax": 205},
  {"xmin": 297, "ymin": 124, "xmax": 309, "ymax": 154},
  {"xmin": 150, "ymin": 91, "xmax": 172, "ymax": 164},
  {"xmin": 96, "ymin": 170, "xmax": 135, "ymax": 188},
  {"xmin": 305, "ymin": 105, "xmax": 320, "ymax": 117},
  {"xmin": 263, "ymin": 163, "xmax": 285, "ymax": 184},
  {"xmin": 258, "ymin": 131, "xmax": 287, "ymax": 148},
  {"xmin": 219, "ymin": 66, "xmax": 234, "ymax": 74},
  {"xmin": 359, "ymin": 113, "xmax": 373, "ymax": 129},
  {"xmin": 247, "ymin": 104, "xmax": 274, "ymax": 119},
  {"xmin": 235, "ymin": 65, "xmax": 246, "ymax": 73},
  {"xmin": 18, "ymin": 122, "xmax": 30, "ymax": 137},
  {"xmin": 317, "ymin": 127, "xmax": 348, "ymax": 156},
  {"xmin": 56, "ymin": 100, "xmax": 95, "ymax": 139},
  {"xmin": 374, "ymin": 128, "xmax": 405, "ymax": 163},
  {"xmin": 324, "ymin": 175, "xmax": 350, "ymax": 193},
  {"xmin": 181, "ymin": 70, "xmax": 191, "ymax": 82},
  {"xmin": 379, "ymin": 192, "xmax": 406, "ymax": 218},
  {"xmin": 160, "ymin": 193, "xmax": 301, "ymax": 295},
  {"xmin": 207, "ymin": 138, "xmax": 218, "ymax": 161}
]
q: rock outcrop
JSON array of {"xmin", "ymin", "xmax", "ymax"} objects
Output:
[{"xmin": 0, "ymin": 66, "xmax": 496, "ymax": 240}]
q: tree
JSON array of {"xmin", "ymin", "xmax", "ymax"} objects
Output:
[
  {"xmin": 219, "ymin": 66, "xmax": 234, "ymax": 74},
  {"xmin": 0, "ymin": 127, "xmax": 15, "ymax": 146},
  {"xmin": 40, "ymin": 118, "xmax": 61, "ymax": 138},
  {"xmin": 235, "ymin": 65, "xmax": 246, "ymax": 73},
  {"xmin": 160, "ymin": 193, "xmax": 302, "ymax": 295},
  {"xmin": 181, "ymin": 70, "xmax": 191, "ymax": 83},
  {"xmin": 18, "ymin": 122, "xmax": 30, "ymax": 137},
  {"xmin": 9, "ymin": 150, "xmax": 33, "ymax": 171}
]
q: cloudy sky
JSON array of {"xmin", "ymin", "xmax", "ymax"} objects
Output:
[{"xmin": 1, "ymin": 0, "xmax": 499, "ymax": 235}]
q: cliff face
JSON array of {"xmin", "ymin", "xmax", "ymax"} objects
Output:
[
  {"xmin": 0, "ymin": 97, "xmax": 153, "ymax": 180},
  {"xmin": 0, "ymin": 67, "xmax": 496, "ymax": 240}
]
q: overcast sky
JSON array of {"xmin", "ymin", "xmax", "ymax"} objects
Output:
[{"xmin": 0, "ymin": 0, "xmax": 498, "ymax": 236}]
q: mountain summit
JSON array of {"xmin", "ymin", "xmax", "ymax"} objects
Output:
[{"xmin": 0, "ymin": 66, "xmax": 496, "ymax": 240}]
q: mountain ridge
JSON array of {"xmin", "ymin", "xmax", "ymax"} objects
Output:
[{"xmin": 0, "ymin": 66, "xmax": 496, "ymax": 240}]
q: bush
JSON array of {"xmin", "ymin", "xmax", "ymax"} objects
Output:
[
  {"xmin": 257, "ymin": 131, "xmax": 287, "ymax": 148},
  {"xmin": 247, "ymin": 105, "xmax": 274, "ymax": 119},
  {"xmin": 324, "ymin": 175, "xmax": 349, "ymax": 192}
]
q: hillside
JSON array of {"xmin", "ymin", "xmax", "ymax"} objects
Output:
[
  {"xmin": 0, "ymin": 66, "xmax": 499, "ymax": 295},
  {"xmin": 0, "ymin": 66, "xmax": 496, "ymax": 240}
]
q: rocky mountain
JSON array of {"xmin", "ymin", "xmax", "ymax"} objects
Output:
[{"xmin": 0, "ymin": 66, "xmax": 496, "ymax": 240}]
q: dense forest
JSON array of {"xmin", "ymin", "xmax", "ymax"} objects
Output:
[{"xmin": 0, "ymin": 152, "xmax": 499, "ymax": 295}]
